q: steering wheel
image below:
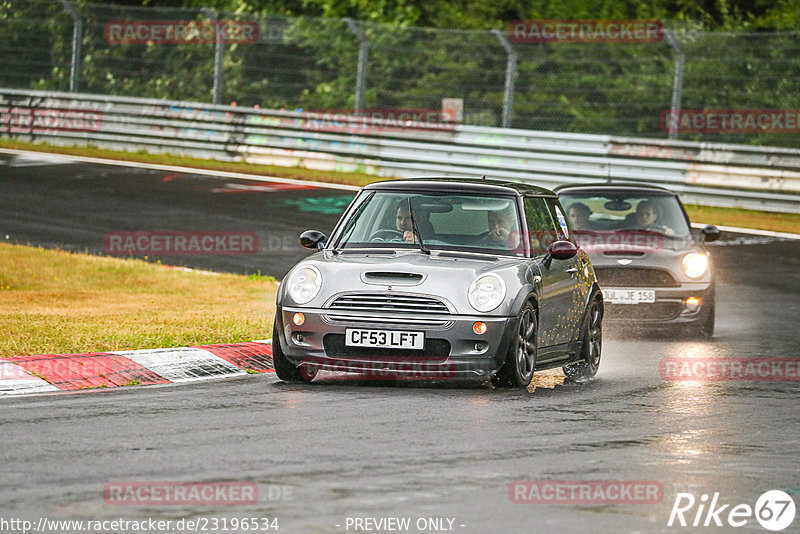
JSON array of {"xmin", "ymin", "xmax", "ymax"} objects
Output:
[{"xmin": 369, "ymin": 229, "xmax": 404, "ymax": 243}]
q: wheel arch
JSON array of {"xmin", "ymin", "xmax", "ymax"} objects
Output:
[{"xmin": 494, "ymin": 287, "xmax": 539, "ymax": 370}]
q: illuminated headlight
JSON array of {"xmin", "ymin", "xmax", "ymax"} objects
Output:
[
  {"xmin": 682, "ymin": 253, "xmax": 709, "ymax": 279},
  {"xmin": 288, "ymin": 265, "xmax": 322, "ymax": 304},
  {"xmin": 468, "ymin": 274, "xmax": 506, "ymax": 312}
]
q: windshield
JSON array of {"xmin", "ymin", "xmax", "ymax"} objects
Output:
[
  {"xmin": 333, "ymin": 191, "xmax": 524, "ymax": 256},
  {"xmin": 558, "ymin": 192, "xmax": 691, "ymax": 239}
]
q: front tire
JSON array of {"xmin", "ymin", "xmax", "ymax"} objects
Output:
[
  {"xmin": 695, "ymin": 298, "xmax": 715, "ymax": 339},
  {"xmin": 563, "ymin": 294, "xmax": 603, "ymax": 381},
  {"xmin": 494, "ymin": 302, "xmax": 537, "ymax": 388},
  {"xmin": 272, "ymin": 320, "xmax": 316, "ymax": 383}
]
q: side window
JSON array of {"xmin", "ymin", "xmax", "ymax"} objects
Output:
[
  {"xmin": 546, "ymin": 198, "xmax": 571, "ymax": 242},
  {"xmin": 523, "ymin": 197, "xmax": 558, "ymax": 255}
]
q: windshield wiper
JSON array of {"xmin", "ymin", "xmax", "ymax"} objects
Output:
[
  {"xmin": 407, "ymin": 198, "xmax": 430, "ymax": 255},
  {"xmin": 333, "ymin": 191, "xmax": 375, "ymax": 253}
]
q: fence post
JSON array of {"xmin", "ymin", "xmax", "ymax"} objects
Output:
[
  {"xmin": 492, "ymin": 29, "xmax": 517, "ymax": 129},
  {"xmin": 202, "ymin": 8, "xmax": 224, "ymax": 104},
  {"xmin": 57, "ymin": 0, "xmax": 82, "ymax": 92},
  {"xmin": 344, "ymin": 18, "xmax": 368, "ymax": 113},
  {"xmin": 664, "ymin": 29, "xmax": 685, "ymax": 141}
]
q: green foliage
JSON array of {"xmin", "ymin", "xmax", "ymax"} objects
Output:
[{"xmin": 2, "ymin": 0, "xmax": 799, "ymax": 146}]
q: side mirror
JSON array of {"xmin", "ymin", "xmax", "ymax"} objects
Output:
[
  {"xmin": 548, "ymin": 240, "xmax": 578, "ymax": 260},
  {"xmin": 542, "ymin": 240, "xmax": 578, "ymax": 269},
  {"xmin": 700, "ymin": 225, "xmax": 720, "ymax": 244},
  {"xmin": 299, "ymin": 230, "xmax": 327, "ymax": 250}
]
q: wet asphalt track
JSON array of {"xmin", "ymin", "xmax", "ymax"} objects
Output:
[{"xmin": 1, "ymin": 152, "xmax": 799, "ymax": 533}]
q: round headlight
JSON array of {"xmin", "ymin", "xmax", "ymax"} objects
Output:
[
  {"xmin": 682, "ymin": 252, "xmax": 709, "ymax": 279},
  {"xmin": 468, "ymin": 274, "xmax": 506, "ymax": 312},
  {"xmin": 288, "ymin": 265, "xmax": 322, "ymax": 304}
]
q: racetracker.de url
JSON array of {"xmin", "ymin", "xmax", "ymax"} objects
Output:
[{"xmin": 0, "ymin": 516, "xmax": 279, "ymax": 533}]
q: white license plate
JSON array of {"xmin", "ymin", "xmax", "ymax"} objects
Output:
[
  {"xmin": 602, "ymin": 288, "xmax": 656, "ymax": 305},
  {"xmin": 345, "ymin": 329, "xmax": 425, "ymax": 350}
]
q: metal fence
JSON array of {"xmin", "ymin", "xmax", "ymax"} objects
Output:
[
  {"xmin": 2, "ymin": 1, "xmax": 800, "ymax": 147},
  {"xmin": 3, "ymin": 88, "xmax": 799, "ymax": 213}
]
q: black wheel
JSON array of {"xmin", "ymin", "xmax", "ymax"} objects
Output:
[
  {"xmin": 494, "ymin": 302, "xmax": 537, "ymax": 388},
  {"xmin": 272, "ymin": 320, "xmax": 316, "ymax": 383},
  {"xmin": 369, "ymin": 229, "xmax": 403, "ymax": 243},
  {"xmin": 563, "ymin": 294, "xmax": 603, "ymax": 380}
]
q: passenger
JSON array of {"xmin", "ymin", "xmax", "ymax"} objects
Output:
[{"xmin": 567, "ymin": 202, "xmax": 592, "ymax": 230}]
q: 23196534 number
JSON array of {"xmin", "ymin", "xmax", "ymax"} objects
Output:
[{"xmin": 194, "ymin": 517, "xmax": 279, "ymax": 531}]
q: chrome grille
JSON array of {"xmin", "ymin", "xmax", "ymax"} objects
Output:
[
  {"xmin": 594, "ymin": 267, "xmax": 680, "ymax": 288},
  {"xmin": 322, "ymin": 314, "xmax": 454, "ymax": 329},
  {"xmin": 328, "ymin": 293, "xmax": 450, "ymax": 314}
]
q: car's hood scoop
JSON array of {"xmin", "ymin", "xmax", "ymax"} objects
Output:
[{"xmin": 362, "ymin": 271, "xmax": 424, "ymax": 286}]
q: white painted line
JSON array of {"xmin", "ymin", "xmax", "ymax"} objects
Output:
[
  {"xmin": 111, "ymin": 347, "xmax": 245, "ymax": 383},
  {"xmin": 692, "ymin": 222, "xmax": 800, "ymax": 240},
  {"xmin": 0, "ymin": 361, "xmax": 60, "ymax": 395},
  {"xmin": 0, "ymin": 148, "xmax": 361, "ymax": 191},
  {"xmin": 251, "ymin": 339, "xmax": 272, "ymax": 344},
  {"xmin": 8, "ymin": 153, "xmax": 77, "ymax": 167},
  {"xmin": 162, "ymin": 265, "xmax": 221, "ymax": 276}
]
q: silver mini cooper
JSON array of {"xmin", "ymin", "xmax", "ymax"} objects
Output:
[
  {"xmin": 272, "ymin": 178, "xmax": 603, "ymax": 388},
  {"xmin": 556, "ymin": 183, "xmax": 719, "ymax": 337}
]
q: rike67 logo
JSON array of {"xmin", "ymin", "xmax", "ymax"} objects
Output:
[{"xmin": 668, "ymin": 490, "xmax": 796, "ymax": 531}]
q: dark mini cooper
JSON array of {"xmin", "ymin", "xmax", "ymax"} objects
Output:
[
  {"xmin": 272, "ymin": 178, "xmax": 603, "ymax": 388},
  {"xmin": 556, "ymin": 183, "xmax": 719, "ymax": 337}
]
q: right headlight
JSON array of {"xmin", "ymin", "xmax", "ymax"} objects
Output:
[
  {"xmin": 287, "ymin": 265, "xmax": 322, "ymax": 304},
  {"xmin": 682, "ymin": 252, "xmax": 709, "ymax": 279},
  {"xmin": 468, "ymin": 273, "xmax": 506, "ymax": 312}
]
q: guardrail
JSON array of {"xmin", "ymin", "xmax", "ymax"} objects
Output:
[{"xmin": 2, "ymin": 88, "xmax": 800, "ymax": 213}]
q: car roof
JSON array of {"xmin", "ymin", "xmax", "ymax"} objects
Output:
[
  {"xmin": 364, "ymin": 177, "xmax": 557, "ymax": 197},
  {"xmin": 554, "ymin": 182, "xmax": 678, "ymax": 196}
]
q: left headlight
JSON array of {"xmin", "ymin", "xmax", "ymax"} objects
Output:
[
  {"xmin": 468, "ymin": 273, "xmax": 506, "ymax": 312},
  {"xmin": 682, "ymin": 252, "xmax": 709, "ymax": 279},
  {"xmin": 288, "ymin": 265, "xmax": 322, "ymax": 304}
]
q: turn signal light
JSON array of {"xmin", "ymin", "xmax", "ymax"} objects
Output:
[
  {"xmin": 684, "ymin": 297, "xmax": 701, "ymax": 312},
  {"xmin": 292, "ymin": 312, "xmax": 305, "ymax": 326},
  {"xmin": 473, "ymin": 321, "xmax": 487, "ymax": 335}
]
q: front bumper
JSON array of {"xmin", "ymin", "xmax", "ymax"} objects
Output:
[
  {"xmin": 276, "ymin": 306, "xmax": 515, "ymax": 379},
  {"xmin": 601, "ymin": 283, "xmax": 713, "ymax": 324}
]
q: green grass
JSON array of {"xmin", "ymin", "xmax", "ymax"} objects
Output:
[
  {"xmin": 0, "ymin": 138, "xmax": 381, "ymax": 188},
  {"xmin": 0, "ymin": 243, "xmax": 278, "ymax": 357},
  {"xmin": 684, "ymin": 204, "xmax": 800, "ymax": 234}
]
